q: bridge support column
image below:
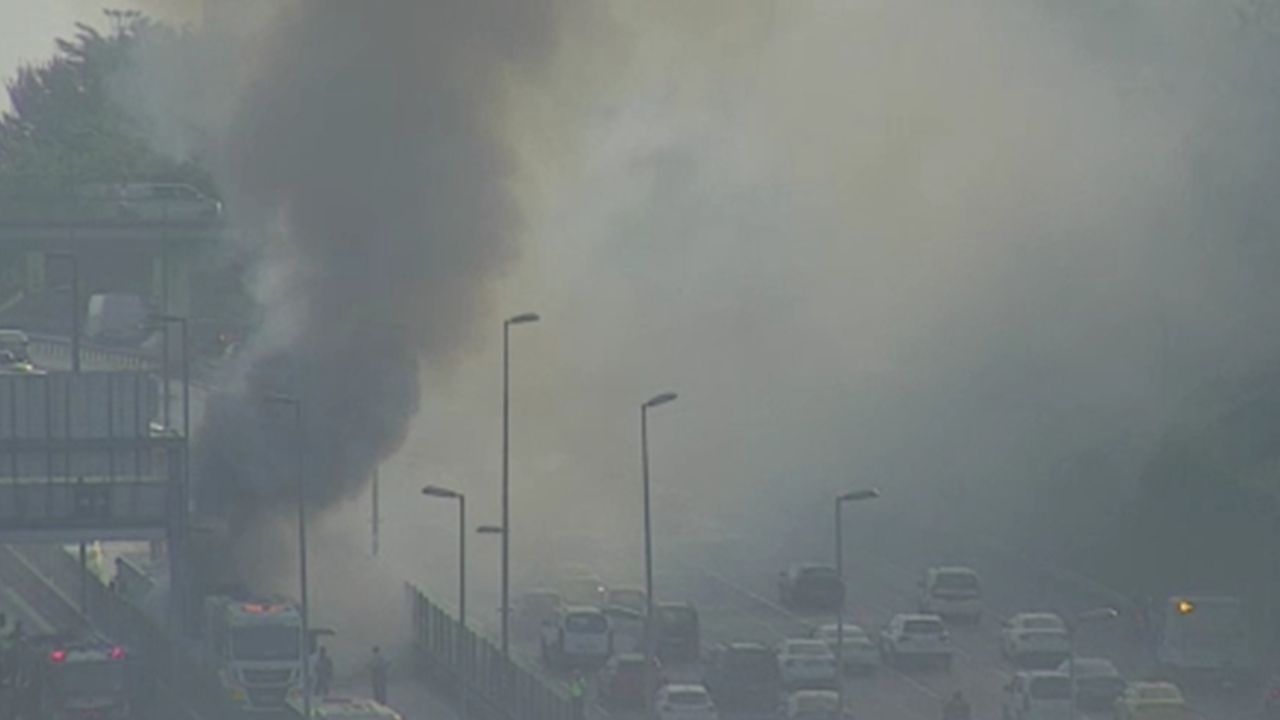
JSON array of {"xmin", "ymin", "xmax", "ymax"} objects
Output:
[{"xmin": 150, "ymin": 243, "xmax": 191, "ymax": 317}]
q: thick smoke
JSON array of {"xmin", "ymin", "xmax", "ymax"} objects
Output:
[{"xmin": 185, "ymin": 1, "xmax": 573, "ymax": 515}]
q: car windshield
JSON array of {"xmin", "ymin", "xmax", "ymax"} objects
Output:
[
  {"xmin": 54, "ymin": 661, "xmax": 126, "ymax": 697},
  {"xmin": 904, "ymin": 619, "xmax": 944, "ymax": 634},
  {"xmin": 793, "ymin": 693, "xmax": 839, "ymax": 711},
  {"xmin": 565, "ymin": 613, "xmax": 606, "ymax": 632},
  {"xmin": 935, "ymin": 572, "xmax": 979, "ymax": 590},
  {"xmin": 1030, "ymin": 676, "xmax": 1072, "ymax": 700},
  {"xmin": 668, "ymin": 689, "xmax": 709, "ymax": 705},
  {"xmin": 231, "ymin": 626, "xmax": 300, "ymax": 661}
]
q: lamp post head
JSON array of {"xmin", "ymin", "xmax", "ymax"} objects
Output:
[
  {"xmin": 838, "ymin": 489, "xmax": 880, "ymax": 503},
  {"xmin": 421, "ymin": 485, "xmax": 461, "ymax": 500},
  {"xmin": 506, "ymin": 312, "xmax": 540, "ymax": 326},
  {"xmin": 644, "ymin": 392, "xmax": 678, "ymax": 409}
]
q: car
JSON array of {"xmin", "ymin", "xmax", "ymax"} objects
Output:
[
  {"xmin": 654, "ymin": 683, "xmax": 718, "ymax": 720},
  {"xmin": 1001, "ymin": 613, "xmax": 1069, "ymax": 666},
  {"xmin": 601, "ymin": 604, "xmax": 644, "ymax": 655},
  {"xmin": 0, "ymin": 329, "xmax": 42, "ymax": 375},
  {"xmin": 779, "ymin": 564, "xmax": 845, "ymax": 612},
  {"xmin": 812, "ymin": 623, "xmax": 878, "ymax": 673},
  {"xmin": 1114, "ymin": 682, "xmax": 1191, "ymax": 720},
  {"xmin": 653, "ymin": 602, "xmax": 700, "ymax": 661},
  {"xmin": 777, "ymin": 638, "xmax": 839, "ymax": 689},
  {"xmin": 599, "ymin": 652, "xmax": 663, "ymax": 710},
  {"xmin": 879, "ymin": 614, "xmax": 951, "ymax": 668},
  {"xmin": 703, "ymin": 642, "xmax": 780, "ymax": 711},
  {"xmin": 1001, "ymin": 671, "xmax": 1072, "ymax": 720},
  {"xmin": 84, "ymin": 293, "xmax": 151, "ymax": 347},
  {"xmin": 784, "ymin": 689, "xmax": 853, "ymax": 720},
  {"xmin": 606, "ymin": 587, "xmax": 647, "ymax": 613},
  {"xmin": 557, "ymin": 574, "xmax": 608, "ymax": 607},
  {"xmin": 114, "ymin": 182, "xmax": 223, "ymax": 222},
  {"xmin": 919, "ymin": 566, "xmax": 983, "ymax": 622},
  {"xmin": 540, "ymin": 606, "xmax": 610, "ymax": 669},
  {"xmin": 1056, "ymin": 657, "xmax": 1124, "ymax": 711}
]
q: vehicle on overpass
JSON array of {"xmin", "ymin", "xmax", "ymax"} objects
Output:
[
  {"xmin": 1113, "ymin": 681, "xmax": 1191, "ymax": 720},
  {"xmin": 8, "ymin": 632, "xmax": 142, "ymax": 720},
  {"xmin": 918, "ymin": 566, "xmax": 984, "ymax": 623},
  {"xmin": 778, "ymin": 563, "xmax": 845, "ymax": 612},
  {"xmin": 0, "ymin": 329, "xmax": 42, "ymax": 375},
  {"xmin": 1154, "ymin": 595, "xmax": 1254, "ymax": 678},
  {"xmin": 1000, "ymin": 612, "xmax": 1069, "ymax": 666},
  {"xmin": 77, "ymin": 182, "xmax": 223, "ymax": 222},
  {"xmin": 203, "ymin": 596, "xmax": 306, "ymax": 713},
  {"xmin": 85, "ymin": 293, "xmax": 151, "ymax": 347}
]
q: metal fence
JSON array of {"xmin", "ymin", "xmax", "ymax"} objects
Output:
[{"xmin": 407, "ymin": 583, "xmax": 576, "ymax": 720}]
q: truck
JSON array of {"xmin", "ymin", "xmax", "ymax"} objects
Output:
[
  {"xmin": 1155, "ymin": 595, "xmax": 1255, "ymax": 679},
  {"xmin": 203, "ymin": 595, "xmax": 308, "ymax": 713},
  {"xmin": 6, "ymin": 632, "xmax": 143, "ymax": 720}
]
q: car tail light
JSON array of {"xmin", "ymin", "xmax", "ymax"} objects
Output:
[
  {"xmin": 50, "ymin": 649, "xmax": 67, "ymax": 663},
  {"xmin": 110, "ymin": 646, "xmax": 126, "ymax": 660}
]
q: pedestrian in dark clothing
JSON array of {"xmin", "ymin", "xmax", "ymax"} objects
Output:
[
  {"xmin": 370, "ymin": 646, "xmax": 389, "ymax": 705},
  {"xmin": 314, "ymin": 646, "xmax": 333, "ymax": 697}
]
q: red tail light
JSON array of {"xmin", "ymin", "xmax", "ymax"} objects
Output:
[
  {"xmin": 50, "ymin": 649, "xmax": 67, "ymax": 663},
  {"xmin": 1268, "ymin": 688, "xmax": 1280, "ymax": 700},
  {"xmin": 110, "ymin": 646, "xmax": 126, "ymax": 660}
]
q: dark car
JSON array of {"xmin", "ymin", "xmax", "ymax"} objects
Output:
[
  {"xmin": 704, "ymin": 641, "xmax": 781, "ymax": 712},
  {"xmin": 653, "ymin": 602, "xmax": 700, "ymax": 661},
  {"xmin": 779, "ymin": 564, "xmax": 845, "ymax": 612},
  {"xmin": 599, "ymin": 653, "xmax": 663, "ymax": 709}
]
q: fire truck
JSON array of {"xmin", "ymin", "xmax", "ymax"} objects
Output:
[
  {"xmin": 7, "ymin": 632, "xmax": 140, "ymax": 720},
  {"xmin": 203, "ymin": 596, "xmax": 308, "ymax": 713}
]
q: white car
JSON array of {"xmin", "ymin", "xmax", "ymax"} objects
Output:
[
  {"xmin": 654, "ymin": 684, "xmax": 719, "ymax": 720},
  {"xmin": 813, "ymin": 623, "xmax": 878, "ymax": 672},
  {"xmin": 1001, "ymin": 613, "xmax": 1069, "ymax": 664},
  {"xmin": 879, "ymin": 614, "xmax": 952, "ymax": 668},
  {"xmin": 1056, "ymin": 657, "xmax": 1125, "ymax": 711},
  {"xmin": 777, "ymin": 638, "xmax": 839, "ymax": 689},
  {"xmin": 785, "ymin": 689, "xmax": 851, "ymax": 719},
  {"xmin": 1002, "ymin": 671, "xmax": 1072, "ymax": 720},
  {"xmin": 919, "ymin": 566, "xmax": 983, "ymax": 622}
]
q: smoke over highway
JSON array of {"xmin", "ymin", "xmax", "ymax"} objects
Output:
[{"xmin": 154, "ymin": 1, "xmax": 574, "ymax": 522}]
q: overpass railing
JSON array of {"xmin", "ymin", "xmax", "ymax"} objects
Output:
[{"xmin": 407, "ymin": 583, "xmax": 576, "ymax": 720}]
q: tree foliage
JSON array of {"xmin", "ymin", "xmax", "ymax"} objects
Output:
[{"xmin": 0, "ymin": 9, "xmax": 209, "ymax": 197}]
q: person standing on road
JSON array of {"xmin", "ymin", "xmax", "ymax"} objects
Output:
[
  {"xmin": 369, "ymin": 646, "xmax": 389, "ymax": 705},
  {"xmin": 568, "ymin": 670, "xmax": 586, "ymax": 720},
  {"xmin": 313, "ymin": 646, "xmax": 333, "ymax": 697}
]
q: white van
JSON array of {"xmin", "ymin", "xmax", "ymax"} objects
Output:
[
  {"xmin": 84, "ymin": 293, "xmax": 150, "ymax": 346},
  {"xmin": 541, "ymin": 606, "xmax": 610, "ymax": 669},
  {"xmin": 1002, "ymin": 671, "xmax": 1071, "ymax": 720},
  {"xmin": 919, "ymin": 566, "xmax": 983, "ymax": 622}
]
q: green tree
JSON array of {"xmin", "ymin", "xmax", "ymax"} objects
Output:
[{"xmin": 0, "ymin": 9, "xmax": 208, "ymax": 197}]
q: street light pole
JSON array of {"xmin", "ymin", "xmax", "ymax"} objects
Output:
[
  {"xmin": 423, "ymin": 485, "xmax": 467, "ymax": 719},
  {"xmin": 50, "ymin": 252, "xmax": 86, "ymax": 612},
  {"xmin": 500, "ymin": 312, "xmax": 538, "ymax": 658},
  {"xmin": 1068, "ymin": 607, "xmax": 1119, "ymax": 720},
  {"xmin": 641, "ymin": 391, "xmax": 678, "ymax": 719},
  {"xmin": 151, "ymin": 314, "xmax": 190, "ymax": 632},
  {"xmin": 266, "ymin": 393, "xmax": 310, "ymax": 720},
  {"xmin": 834, "ymin": 488, "xmax": 879, "ymax": 717}
]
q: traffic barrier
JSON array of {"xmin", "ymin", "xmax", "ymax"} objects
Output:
[{"xmin": 406, "ymin": 583, "xmax": 576, "ymax": 720}]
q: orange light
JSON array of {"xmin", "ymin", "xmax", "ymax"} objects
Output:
[
  {"xmin": 50, "ymin": 650, "xmax": 67, "ymax": 663},
  {"xmin": 1176, "ymin": 600, "xmax": 1195, "ymax": 615}
]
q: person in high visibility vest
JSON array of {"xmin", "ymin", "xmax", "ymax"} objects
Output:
[{"xmin": 568, "ymin": 671, "xmax": 587, "ymax": 720}]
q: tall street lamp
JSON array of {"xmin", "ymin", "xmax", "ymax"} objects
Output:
[
  {"xmin": 500, "ymin": 311, "xmax": 538, "ymax": 658},
  {"xmin": 835, "ymin": 488, "xmax": 879, "ymax": 716},
  {"xmin": 151, "ymin": 314, "xmax": 190, "ymax": 633},
  {"xmin": 641, "ymin": 390, "xmax": 678, "ymax": 718},
  {"xmin": 49, "ymin": 251, "xmax": 85, "ymax": 612},
  {"xmin": 423, "ymin": 485, "xmax": 467, "ymax": 718},
  {"xmin": 1068, "ymin": 607, "xmax": 1119, "ymax": 720},
  {"xmin": 264, "ymin": 392, "xmax": 310, "ymax": 720}
]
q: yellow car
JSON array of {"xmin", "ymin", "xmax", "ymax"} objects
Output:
[{"xmin": 1114, "ymin": 681, "xmax": 1191, "ymax": 720}]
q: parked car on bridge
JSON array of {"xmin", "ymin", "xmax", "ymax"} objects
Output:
[{"xmin": 78, "ymin": 182, "xmax": 222, "ymax": 222}]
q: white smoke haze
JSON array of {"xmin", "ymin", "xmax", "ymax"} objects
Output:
[{"xmin": 108, "ymin": 0, "xmax": 1280, "ymax": 614}]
